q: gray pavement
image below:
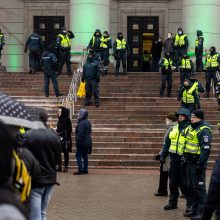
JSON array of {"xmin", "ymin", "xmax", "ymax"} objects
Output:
[{"xmin": 47, "ymin": 170, "xmax": 211, "ymax": 220}]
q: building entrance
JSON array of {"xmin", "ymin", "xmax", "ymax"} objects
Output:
[
  {"xmin": 34, "ymin": 16, "xmax": 65, "ymax": 49},
  {"xmin": 127, "ymin": 16, "xmax": 159, "ymax": 72}
]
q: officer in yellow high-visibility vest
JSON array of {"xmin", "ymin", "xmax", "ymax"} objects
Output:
[
  {"xmin": 0, "ymin": 29, "xmax": 5, "ymax": 62},
  {"xmin": 159, "ymin": 53, "xmax": 175, "ymax": 97},
  {"xmin": 177, "ymin": 79, "xmax": 200, "ymax": 113},
  {"xmin": 113, "ymin": 32, "xmax": 129, "ymax": 76},
  {"xmin": 195, "ymin": 30, "xmax": 204, "ymax": 72},
  {"xmin": 160, "ymin": 108, "xmax": 191, "ymax": 210},
  {"xmin": 205, "ymin": 46, "xmax": 220, "ymax": 97},
  {"xmin": 183, "ymin": 110, "xmax": 212, "ymax": 219},
  {"xmin": 56, "ymin": 27, "xmax": 74, "ymax": 75},
  {"xmin": 178, "ymin": 54, "xmax": 194, "ymax": 84},
  {"xmin": 100, "ymin": 31, "xmax": 112, "ymax": 76},
  {"xmin": 87, "ymin": 29, "xmax": 102, "ymax": 58},
  {"xmin": 173, "ymin": 28, "xmax": 189, "ymax": 69}
]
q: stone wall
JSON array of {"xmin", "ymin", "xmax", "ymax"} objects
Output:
[{"xmin": 0, "ymin": 0, "xmax": 25, "ymax": 72}]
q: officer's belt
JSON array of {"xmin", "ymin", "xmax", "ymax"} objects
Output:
[{"xmin": 184, "ymin": 153, "xmax": 199, "ymax": 161}]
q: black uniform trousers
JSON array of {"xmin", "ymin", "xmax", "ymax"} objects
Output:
[
  {"xmin": 85, "ymin": 79, "xmax": 100, "ymax": 105},
  {"xmin": 160, "ymin": 73, "xmax": 172, "ymax": 96},
  {"xmin": 116, "ymin": 51, "xmax": 127, "ymax": 75},
  {"xmin": 206, "ymin": 70, "xmax": 218, "ymax": 93},
  {"xmin": 0, "ymin": 46, "xmax": 2, "ymax": 60},
  {"xmin": 58, "ymin": 49, "xmax": 72, "ymax": 74},
  {"xmin": 196, "ymin": 50, "xmax": 203, "ymax": 72},
  {"xmin": 174, "ymin": 48, "xmax": 185, "ymax": 68},
  {"xmin": 157, "ymin": 163, "xmax": 168, "ymax": 194},
  {"xmin": 185, "ymin": 158, "xmax": 207, "ymax": 214},
  {"xmin": 101, "ymin": 50, "xmax": 110, "ymax": 75},
  {"xmin": 44, "ymin": 70, "xmax": 60, "ymax": 97},
  {"xmin": 168, "ymin": 157, "xmax": 186, "ymax": 205},
  {"xmin": 180, "ymin": 70, "xmax": 191, "ymax": 84},
  {"xmin": 29, "ymin": 50, "xmax": 41, "ymax": 71},
  {"xmin": 181, "ymin": 102, "xmax": 197, "ymax": 113}
]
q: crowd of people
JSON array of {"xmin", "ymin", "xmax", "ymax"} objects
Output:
[{"xmin": 0, "ymin": 91, "xmax": 92, "ymax": 220}]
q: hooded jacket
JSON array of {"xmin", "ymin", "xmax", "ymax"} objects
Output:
[
  {"xmin": 25, "ymin": 32, "xmax": 43, "ymax": 52},
  {"xmin": 195, "ymin": 30, "xmax": 204, "ymax": 53},
  {"xmin": 56, "ymin": 107, "xmax": 72, "ymax": 152},
  {"xmin": 87, "ymin": 29, "xmax": 102, "ymax": 50},
  {"xmin": 75, "ymin": 109, "xmax": 92, "ymax": 151}
]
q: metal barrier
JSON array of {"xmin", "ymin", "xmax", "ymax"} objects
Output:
[{"xmin": 62, "ymin": 50, "xmax": 87, "ymax": 119}]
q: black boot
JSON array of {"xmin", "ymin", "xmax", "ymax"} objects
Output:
[{"xmin": 164, "ymin": 203, "xmax": 178, "ymax": 210}]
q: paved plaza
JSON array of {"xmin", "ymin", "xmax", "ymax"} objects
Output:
[{"xmin": 47, "ymin": 170, "xmax": 211, "ymax": 220}]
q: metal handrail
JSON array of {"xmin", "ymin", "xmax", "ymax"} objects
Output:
[{"xmin": 62, "ymin": 50, "xmax": 87, "ymax": 119}]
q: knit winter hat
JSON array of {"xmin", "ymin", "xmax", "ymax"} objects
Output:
[
  {"xmin": 191, "ymin": 109, "xmax": 204, "ymax": 120},
  {"xmin": 166, "ymin": 112, "xmax": 178, "ymax": 122}
]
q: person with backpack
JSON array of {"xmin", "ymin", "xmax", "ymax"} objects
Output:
[
  {"xmin": 22, "ymin": 108, "xmax": 61, "ymax": 220},
  {"xmin": 0, "ymin": 121, "xmax": 28, "ymax": 220}
]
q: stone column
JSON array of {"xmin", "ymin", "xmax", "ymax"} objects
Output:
[
  {"xmin": 70, "ymin": 0, "xmax": 110, "ymax": 61},
  {"xmin": 183, "ymin": 0, "xmax": 220, "ymax": 50}
]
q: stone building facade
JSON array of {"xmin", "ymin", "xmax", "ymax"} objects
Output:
[{"xmin": 0, "ymin": 0, "xmax": 219, "ymax": 72}]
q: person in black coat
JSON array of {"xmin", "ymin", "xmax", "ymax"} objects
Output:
[
  {"xmin": 201, "ymin": 153, "xmax": 220, "ymax": 220},
  {"xmin": 22, "ymin": 108, "xmax": 61, "ymax": 220},
  {"xmin": 74, "ymin": 108, "xmax": 92, "ymax": 175},
  {"xmin": 56, "ymin": 106, "xmax": 72, "ymax": 172},
  {"xmin": 150, "ymin": 37, "xmax": 163, "ymax": 72}
]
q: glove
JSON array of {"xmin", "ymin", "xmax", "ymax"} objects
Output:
[
  {"xmin": 81, "ymin": 79, "xmax": 85, "ymax": 83},
  {"xmin": 96, "ymin": 78, "xmax": 100, "ymax": 83},
  {"xmin": 88, "ymin": 148, "xmax": 92, "ymax": 155},
  {"xmin": 196, "ymin": 165, "xmax": 203, "ymax": 176},
  {"xmin": 160, "ymin": 158, "xmax": 165, "ymax": 164},
  {"xmin": 155, "ymin": 154, "xmax": 160, "ymax": 161}
]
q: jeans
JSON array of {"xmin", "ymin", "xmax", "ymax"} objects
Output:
[
  {"xmin": 116, "ymin": 51, "xmax": 127, "ymax": 74},
  {"xmin": 30, "ymin": 185, "xmax": 54, "ymax": 220},
  {"xmin": 44, "ymin": 72, "xmax": 60, "ymax": 96},
  {"xmin": 76, "ymin": 148, "xmax": 88, "ymax": 172}
]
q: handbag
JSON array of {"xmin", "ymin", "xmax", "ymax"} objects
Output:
[{"xmin": 77, "ymin": 82, "xmax": 86, "ymax": 97}]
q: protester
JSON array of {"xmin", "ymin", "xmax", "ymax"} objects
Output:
[
  {"xmin": 56, "ymin": 106, "xmax": 72, "ymax": 172},
  {"xmin": 74, "ymin": 109, "xmax": 92, "ymax": 175}
]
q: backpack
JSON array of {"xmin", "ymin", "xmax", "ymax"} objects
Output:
[{"xmin": 12, "ymin": 150, "xmax": 31, "ymax": 203}]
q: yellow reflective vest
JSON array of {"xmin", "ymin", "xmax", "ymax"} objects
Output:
[
  {"xmin": 100, "ymin": 37, "xmax": 111, "ymax": 49},
  {"xmin": 182, "ymin": 85, "xmax": 196, "ymax": 104},
  {"xmin": 143, "ymin": 54, "xmax": 150, "ymax": 62},
  {"xmin": 206, "ymin": 54, "xmax": 219, "ymax": 68},
  {"xmin": 195, "ymin": 36, "xmax": 202, "ymax": 47},
  {"xmin": 174, "ymin": 34, "xmax": 187, "ymax": 47},
  {"xmin": 0, "ymin": 33, "xmax": 4, "ymax": 45},
  {"xmin": 169, "ymin": 124, "xmax": 189, "ymax": 155},
  {"xmin": 58, "ymin": 34, "xmax": 71, "ymax": 48},
  {"xmin": 116, "ymin": 39, "xmax": 126, "ymax": 50},
  {"xmin": 185, "ymin": 125, "xmax": 211, "ymax": 155},
  {"xmin": 163, "ymin": 58, "xmax": 172, "ymax": 70},
  {"xmin": 191, "ymin": 81, "xmax": 199, "ymax": 95},
  {"xmin": 180, "ymin": 58, "xmax": 191, "ymax": 70}
]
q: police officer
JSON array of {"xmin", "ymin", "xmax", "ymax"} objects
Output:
[
  {"xmin": 178, "ymin": 54, "xmax": 194, "ymax": 84},
  {"xmin": 82, "ymin": 50, "xmax": 101, "ymax": 107},
  {"xmin": 160, "ymin": 108, "xmax": 190, "ymax": 210},
  {"xmin": 195, "ymin": 30, "xmax": 204, "ymax": 72},
  {"xmin": 0, "ymin": 29, "xmax": 5, "ymax": 62},
  {"xmin": 189, "ymin": 73, "xmax": 205, "ymax": 97},
  {"xmin": 173, "ymin": 28, "xmax": 189, "ymax": 69},
  {"xmin": 56, "ymin": 27, "xmax": 74, "ymax": 75},
  {"xmin": 177, "ymin": 79, "xmax": 200, "ymax": 113},
  {"xmin": 183, "ymin": 110, "xmax": 212, "ymax": 219},
  {"xmin": 24, "ymin": 32, "xmax": 43, "ymax": 73},
  {"xmin": 159, "ymin": 52, "xmax": 175, "ymax": 97},
  {"xmin": 41, "ymin": 46, "xmax": 62, "ymax": 97},
  {"xmin": 100, "ymin": 31, "xmax": 112, "ymax": 76},
  {"xmin": 142, "ymin": 50, "xmax": 151, "ymax": 72},
  {"xmin": 113, "ymin": 32, "xmax": 129, "ymax": 76},
  {"xmin": 87, "ymin": 29, "xmax": 102, "ymax": 58},
  {"xmin": 205, "ymin": 46, "xmax": 220, "ymax": 97}
]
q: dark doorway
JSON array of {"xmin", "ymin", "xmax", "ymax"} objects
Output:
[
  {"xmin": 127, "ymin": 16, "xmax": 159, "ymax": 72},
  {"xmin": 34, "ymin": 16, "xmax": 65, "ymax": 49}
]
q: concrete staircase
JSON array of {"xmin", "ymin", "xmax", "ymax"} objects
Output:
[{"xmin": 0, "ymin": 72, "xmax": 220, "ymax": 170}]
